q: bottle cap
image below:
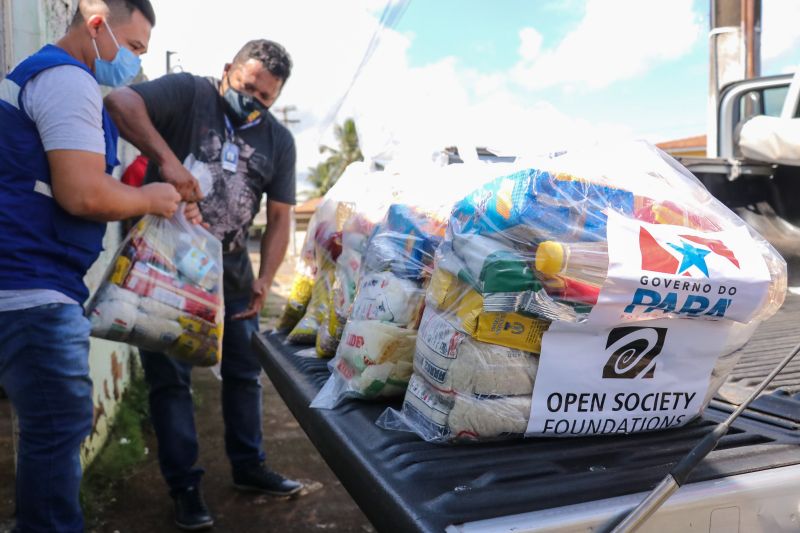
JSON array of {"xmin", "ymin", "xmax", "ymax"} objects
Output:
[{"xmin": 535, "ymin": 241, "xmax": 565, "ymax": 275}]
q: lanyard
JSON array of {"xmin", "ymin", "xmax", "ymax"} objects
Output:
[{"xmin": 223, "ymin": 113, "xmax": 263, "ymax": 142}]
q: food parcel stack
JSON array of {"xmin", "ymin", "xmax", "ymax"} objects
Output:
[
  {"xmin": 313, "ymin": 164, "xmax": 495, "ymax": 407},
  {"xmin": 280, "ymin": 163, "xmax": 368, "ymax": 351},
  {"xmin": 279, "ymin": 163, "xmax": 402, "ymax": 357},
  {"xmin": 328, "ymin": 175, "xmax": 406, "ymax": 354},
  {"xmin": 378, "ymin": 141, "xmax": 786, "ymax": 442},
  {"xmin": 87, "ymin": 213, "xmax": 224, "ymax": 367}
]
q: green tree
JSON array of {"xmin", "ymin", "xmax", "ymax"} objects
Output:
[{"xmin": 308, "ymin": 118, "xmax": 363, "ymax": 198}]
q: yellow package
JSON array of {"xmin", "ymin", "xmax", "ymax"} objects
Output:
[
  {"xmin": 288, "ymin": 270, "xmax": 332, "ymax": 345},
  {"xmin": 316, "ymin": 284, "xmax": 340, "ymax": 358},
  {"xmin": 430, "ymin": 267, "xmax": 483, "ymax": 333},
  {"xmin": 179, "ymin": 315, "xmax": 223, "ymax": 340},
  {"xmin": 276, "ymin": 272, "xmax": 314, "ymax": 333},
  {"xmin": 288, "ymin": 273, "xmax": 314, "ymax": 302},
  {"xmin": 473, "ymin": 312, "xmax": 548, "ymax": 354},
  {"xmin": 172, "ymin": 331, "xmax": 220, "ymax": 366},
  {"xmin": 453, "ymin": 289, "xmax": 483, "ymax": 333},
  {"xmin": 430, "ymin": 267, "xmax": 462, "ymax": 309},
  {"xmin": 110, "ymin": 256, "xmax": 133, "ymax": 286},
  {"xmin": 431, "ymin": 266, "xmax": 548, "ymax": 353}
]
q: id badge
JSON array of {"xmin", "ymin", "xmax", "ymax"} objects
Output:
[{"xmin": 222, "ymin": 141, "xmax": 239, "ymax": 173}]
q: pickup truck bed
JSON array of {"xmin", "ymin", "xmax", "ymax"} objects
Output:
[{"xmin": 253, "ymin": 296, "xmax": 800, "ymax": 533}]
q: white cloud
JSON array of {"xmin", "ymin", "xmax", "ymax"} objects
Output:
[
  {"xmin": 512, "ymin": 0, "xmax": 702, "ymax": 90},
  {"xmin": 518, "ymin": 28, "xmax": 543, "ymax": 61},
  {"xmin": 762, "ymin": 0, "xmax": 800, "ymax": 61},
  {"xmin": 139, "ymin": 0, "xmax": 645, "ymax": 191}
]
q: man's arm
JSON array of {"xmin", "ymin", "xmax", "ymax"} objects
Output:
[
  {"xmin": 232, "ymin": 200, "xmax": 292, "ymax": 320},
  {"xmin": 48, "ymin": 150, "xmax": 180, "ymax": 221},
  {"xmin": 105, "ymin": 87, "xmax": 201, "ymax": 201}
]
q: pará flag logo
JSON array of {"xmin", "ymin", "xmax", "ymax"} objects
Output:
[{"xmin": 639, "ymin": 227, "xmax": 740, "ymax": 278}]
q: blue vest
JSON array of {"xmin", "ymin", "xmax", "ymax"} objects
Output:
[{"xmin": 0, "ymin": 45, "xmax": 119, "ymax": 303}]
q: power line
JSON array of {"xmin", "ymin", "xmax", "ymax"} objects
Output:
[{"xmin": 317, "ymin": 0, "xmax": 412, "ymax": 138}]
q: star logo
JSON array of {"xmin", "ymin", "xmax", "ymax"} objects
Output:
[
  {"xmin": 668, "ymin": 240, "xmax": 711, "ymax": 276},
  {"xmin": 639, "ymin": 227, "xmax": 739, "ymax": 277}
]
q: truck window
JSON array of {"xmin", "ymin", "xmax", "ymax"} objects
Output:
[{"xmin": 738, "ymin": 85, "xmax": 788, "ymax": 120}]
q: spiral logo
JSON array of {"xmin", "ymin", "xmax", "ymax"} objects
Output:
[{"xmin": 602, "ymin": 326, "xmax": 667, "ymax": 379}]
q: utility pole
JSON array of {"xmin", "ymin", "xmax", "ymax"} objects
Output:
[
  {"xmin": 742, "ymin": 0, "xmax": 761, "ymax": 80},
  {"xmin": 273, "ymin": 105, "xmax": 300, "ymax": 128},
  {"xmin": 166, "ymin": 50, "xmax": 178, "ymax": 75},
  {"xmin": 707, "ymin": 0, "xmax": 761, "ymax": 157}
]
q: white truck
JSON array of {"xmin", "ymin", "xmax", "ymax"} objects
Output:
[
  {"xmin": 254, "ymin": 19, "xmax": 800, "ymax": 533},
  {"xmin": 678, "ymin": 70, "xmax": 800, "ymax": 279}
]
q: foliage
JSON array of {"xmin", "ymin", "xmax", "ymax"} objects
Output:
[
  {"xmin": 81, "ymin": 376, "xmax": 149, "ymax": 524},
  {"xmin": 307, "ymin": 118, "xmax": 363, "ymax": 198}
]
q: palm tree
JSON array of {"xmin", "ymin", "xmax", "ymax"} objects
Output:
[{"xmin": 308, "ymin": 118, "xmax": 363, "ymax": 197}]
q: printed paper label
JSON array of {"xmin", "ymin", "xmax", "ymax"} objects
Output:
[
  {"xmin": 526, "ymin": 318, "xmax": 741, "ymax": 436},
  {"xmin": 588, "ymin": 212, "xmax": 771, "ymax": 326}
]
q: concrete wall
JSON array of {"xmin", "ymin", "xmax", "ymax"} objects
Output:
[{"xmin": 1, "ymin": 0, "xmax": 138, "ymax": 465}]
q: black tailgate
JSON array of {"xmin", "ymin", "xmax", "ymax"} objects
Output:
[{"xmin": 253, "ymin": 296, "xmax": 800, "ymax": 533}]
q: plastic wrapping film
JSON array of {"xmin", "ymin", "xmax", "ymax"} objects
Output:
[
  {"xmin": 282, "ymin": 163, "xmax": 404, "ymax": 358},
  {"xmin": 285, "ymin": 189, "xmax": 350, "ymax": 348},
  {"xmin": 311, "ymin": 163, "xmax": 499, "ymax": 408},
  {"xmin": 377, "ymin": 141, "xmax": 787, "ymax": 442},
  {"xmin": 326, "ymin": 173, "xmax": 406, "ymax": 352},
  {"xmin": 86, "ymin": 211, "xmax": 224, "ymax": 367}
]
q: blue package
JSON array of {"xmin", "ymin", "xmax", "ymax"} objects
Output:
[{"xmin": 450, "ymin": 168, "xmax": 634, "ymax": 243}]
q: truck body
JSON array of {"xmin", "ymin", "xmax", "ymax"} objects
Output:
[
  {"xmin": 254, "ymin": 290, "xmax": 800, "ymax": 532},
  {"xmin": 678, "ymin": 72, "xmax": 800, "ymax": 277},
  {"xmin": 255, "ymin": 29, "xmax": 800, "ymax": 533}
]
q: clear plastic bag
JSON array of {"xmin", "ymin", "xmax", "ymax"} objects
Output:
[
  {"xmin": 282, "ymin": 163, "xmax": 381, "ymax": 352},
  {"xmin": 86, "ymin": 210, "xmax": 224, "ymax": 367},
  {"xmin": 378, "ymin": 141, "xmax": 787, "ymax": 442},
  {"xmin": 312, "ymin": 163, "xmax": 500, "ymax": 409},
  {"xmin": 310, "ymin": 205, "xmax": 445, "ymax": 408},
  {"xmin": 287, "ymin": 269, "xmax": 332, "ymax": 346},
  {"xmin": 275, "ymin": 259, "xmax": 314, "ymax": 334}
]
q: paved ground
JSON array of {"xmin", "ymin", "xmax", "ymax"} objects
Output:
[{"xmin": 0, "ymin": 231, "xmax": 374, "ymax": 532}]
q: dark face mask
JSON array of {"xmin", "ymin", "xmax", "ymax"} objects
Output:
[{"xmin": 222, "ymin": 75, "xmax": 268, "ymax": 127}]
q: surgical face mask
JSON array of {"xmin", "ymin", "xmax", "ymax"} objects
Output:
[
  {"xmin": 222, "ymin": 74, "xmax": 268, "ymax": 126},
  {"xmin": 92, "ymin": 19, "xmax": 141, "ymax": 87}
]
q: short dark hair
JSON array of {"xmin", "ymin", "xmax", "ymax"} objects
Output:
[
  {"xmin": 72, "ymin": 0, "xmax": 156, "ymax": 28},
  {"xmin": 232, "ymin": 40, "xmax": 293, "ymax": 83}
]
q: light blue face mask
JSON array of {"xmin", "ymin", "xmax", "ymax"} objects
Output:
[{"xmin": 92, "ymin": 20, "xmax": 141, "ymax": 87}]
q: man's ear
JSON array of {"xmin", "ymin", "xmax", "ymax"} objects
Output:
[{"xmin": 85, "ymin": 14, "xmax": 104, "ymax": 39}]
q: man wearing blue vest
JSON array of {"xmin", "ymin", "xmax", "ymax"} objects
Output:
[{"xmin": 0, "ymin": 1, "xmax": 181, "ymax": 531}]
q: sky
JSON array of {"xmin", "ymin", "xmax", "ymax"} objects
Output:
[{"xmin": 139, "ymin": 0, "xmax": 800, "ymax": 193}]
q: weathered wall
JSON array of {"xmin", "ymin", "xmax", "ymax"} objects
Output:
[{"xmin": 43, "ymin": 0, "xmax": 73, "ymax": 40}]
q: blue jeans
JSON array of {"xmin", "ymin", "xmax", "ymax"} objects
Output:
[
  {"xmin": 0, "ymin": 304, "xmax": 93, "ymax": 533},
  {"xmin": 140, "ymin": 297, "xmax": 265, "ymax": 492}
]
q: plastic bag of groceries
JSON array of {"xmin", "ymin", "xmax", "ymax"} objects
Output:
[
  {"xmin": 285, "ymin": 208, "xmax": 344, "ymax": 347},
  {"xmin": 311, "ymin": 164, "xmax": 501, "ymax": 408},
  {"xmin": 330, "ymin": 184, "xmax": 401, "ymax": 339},
  {"xmin": 275, "ymin": 235, "xmax": 316, "ymax": 333},
  {"xmin": 377, "ymin": 140, "xmax": 786, "ymax": 442},
  {"xmin": 283, "ymin": 163, "xmax": 403, "ymax": 356},
  {"xmin": 315, "ymin": 173, "xmax": 403, "ymax": 357},
  {"xmin": 86, "ymin": 211, "xmax": 224, "ymax": 367},
  {"xmin": 282, "ymin": 164, "xmax": 367, "ymax": 346}
]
